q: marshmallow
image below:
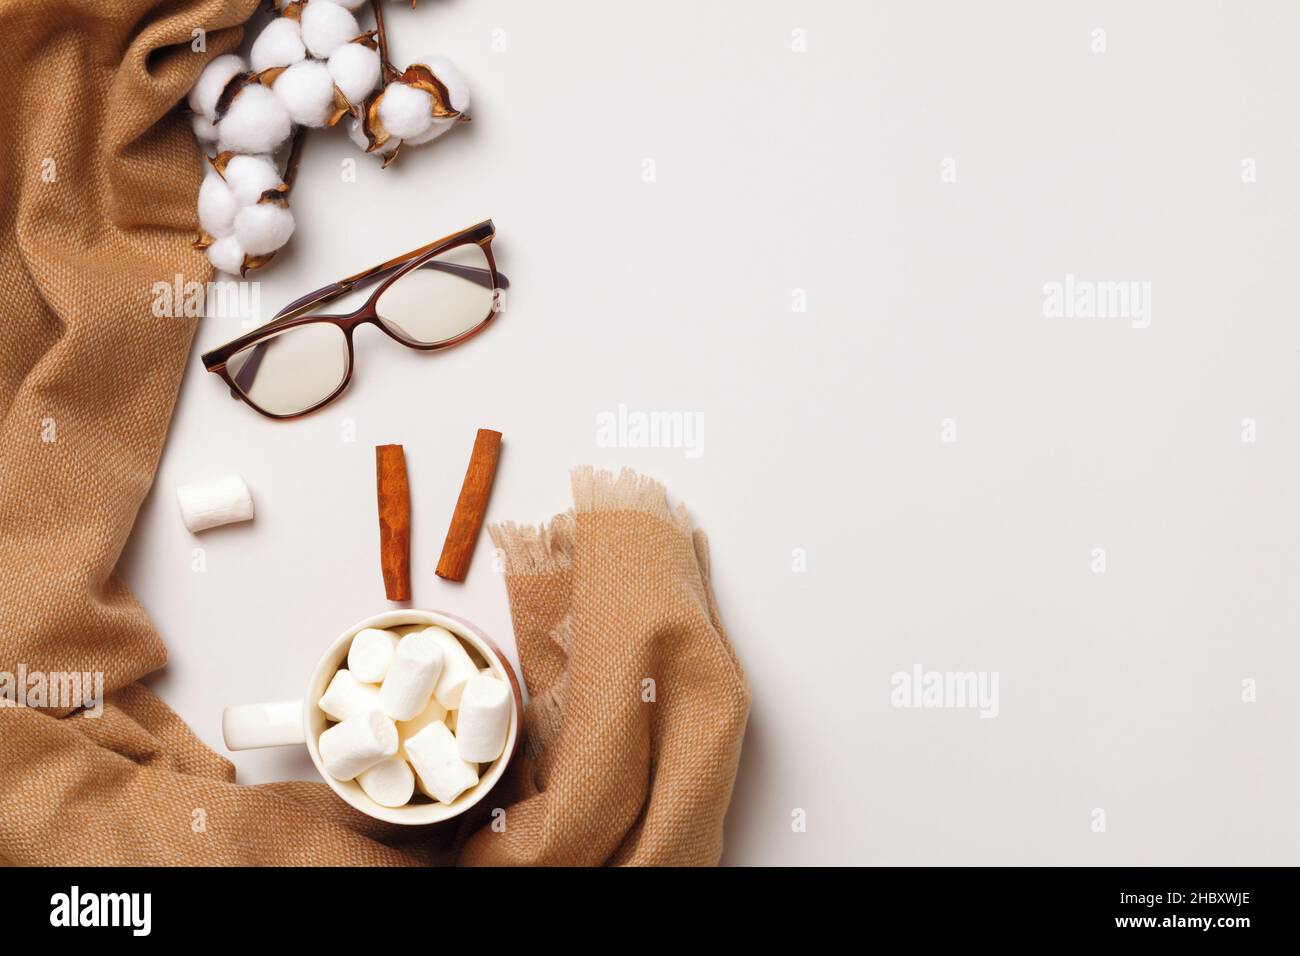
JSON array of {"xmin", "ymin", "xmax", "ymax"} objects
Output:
[
  {"xmin": 455, "ymin": 672, "xmax": 511, "ymax": 763},
  {"xmin": 426, "ymin": 626, "xmax": 478, "ymax": 709},
  {"xmin": 318, "ymin": 669, "xmax": 381, "ymax": 722},
  {"xmin": 318, "ymin": 708, "xmax": 397, "ymax": 781},
  {"xmin": 348, "ymin": 628, "xmax": 398, "ymax": 683},
  {"xmin": 404, "ymin": 720, "xmax": 478, "ymax": 804},
  {"xmin": 397, "ymin": 695, "xmax": 447, "ymax": 745},
  {"xmin": 176, "ymin": 474, "xmax": 254, "ymax": 533},
  {"xmin": 356, "ymin": 755, "xmax": 415, "ymax": 808},
  {"xmin": 378, "ymin": 631, "xmax": 444, "ymax": 721}
]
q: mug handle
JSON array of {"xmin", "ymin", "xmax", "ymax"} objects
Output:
[{"xmin": 223, "ymin": 700, "xmax": 306, "ymax": 750}]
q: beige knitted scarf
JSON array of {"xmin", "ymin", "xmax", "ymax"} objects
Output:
[{"xmin": 0, "ymin": 0, "xmax": 748, "ymax": 866}]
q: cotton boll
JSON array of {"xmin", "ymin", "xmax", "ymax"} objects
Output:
[
  {"xmin": 391, "ymin": 57, "xmax": 469, "ymax": 146},
  {"xmin": 250, "ymin": 16, "xmax": 307, "ymax": 73},
  {"xmin": 347, "ymin": 115, "xmax": 397, "ymax": 156},
  {"xmin": 328, "ymin": 42, "xmax": 380, "ymax": 104},
  {"xmin": 273, "ymin": 59, "xmax": 336, "ymax": 127},
  {"xmin": 198, "ymin": 172, "xmax": 237, "ymax": 238},
  {"xmin": 377, "ymin": 82, "xmax": 433, "ymax": 140},
  {"xmin": 206, "ymin": 235, "xmax": 246, "ymax": 275},
  {"xmin": 191, "ymin": 113, "xmax": 219, "ymax": 144},
  {"xmin": 300, "ymin": 0, "xmax": 360, "ymax": 58},
  {"xmin": 234, "ymin": 201, "xmax": 296, "ymax": 256},
  {"xmin": 217, "ymin": 84, "xmax": 293, "ymax": 155},
  {"xmin": 188, "ymin": 54, "xmax": 247, "ymax": 120},
  {"xmin": 421, "ymin": 55, "xmax": 470, "ymax": 114},
  {"xmin": 223, "ymin": 154, "xmax": 283, "ymax": 207},
  {"xmin": 403, "ymin": 117, "xmax": 454, "ymax": 146},
  {"xmin": 332, "ymin": 0, "xmax": 368, "ymax": 9}
]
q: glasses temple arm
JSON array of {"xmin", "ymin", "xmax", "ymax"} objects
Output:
[{"xmin": 273, "ymin": 261, "xmax": 508, "ymax": 321}]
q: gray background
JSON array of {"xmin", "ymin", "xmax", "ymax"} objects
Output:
[{"xmin": 121, "ymin": 0, "xmax": 1300, "ymax": 864}]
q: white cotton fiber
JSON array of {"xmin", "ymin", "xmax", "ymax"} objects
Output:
[
  {"xmin": 426, "ymin": 56, "xmax": 470, "ymax": 113},
  {"xmin": 188, "ymin": 53, "xmax": 246, "ymax": 120},
  {"xmin": 217, "ymin": 84, "xmax": 292, "ymax": 155},
  {"xmin": 376, "ymin": 81, "xmax": 433, "ymax": 141},
  {"xmin": 250, "ymin": 16, "xmax": 307, "ymax": 73},
  {"xmin": 191, "ymin": 113, "xmax": 218, "ymax": 144},
  {"xmin": 403, "ymin": 55, "xmax": 469, "ymax": 145},
  {"xmin": 197, "ymin": 172, "xmax": 237, "ymax": 238},
  {"xmin": 222, "ymin": 154, "xmax": 282, "ymax": 207},
  {"xmin": 300, "ymin": 0, "xmax": 360, "ymax": 59},
  {"xmin": 273, "ymin": 59, "xmax": 337, "ymax": 127},
  {"xmin": 328, "ymin": 42, "xmax": 380, "ymax": 104},
  {"xmin": 347, "ymin": 115, "xmax": 397, "ymax": 156},
  {"xmin": 234, "ymin": 201, "xmax": 295, "ymax": 256},
  {"xmin": 331, "ymin": 0, "xmax": 368, "ymax": 9},
  {"xmin": 206, "ymin": 235, "xmax": 246, "ymax": 275}
]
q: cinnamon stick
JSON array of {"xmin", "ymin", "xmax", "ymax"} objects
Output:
[
  {"xmin": 436, "ymin": 429, "xmax": 502, "ymax": 582},
  {"xmin": 375, "ymin": 444, "xmax": 411, "ymax": 601}
]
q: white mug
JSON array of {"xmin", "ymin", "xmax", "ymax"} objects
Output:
[{"xmin": 223, "ymin": 609, "xmax": 523, "ymax": 825}]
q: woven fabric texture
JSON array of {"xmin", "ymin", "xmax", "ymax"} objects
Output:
[{"xmin": 0, "ymin": 0, "xmax": 747, "ymax": 867}]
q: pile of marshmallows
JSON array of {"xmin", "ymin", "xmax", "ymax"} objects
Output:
[{"xmin": 317, "ymin": 626, "xmax": 510, "ymax": 808}]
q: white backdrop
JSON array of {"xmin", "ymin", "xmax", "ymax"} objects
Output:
[{"xmin": 120, "ymin": 0, "xmax": 1300, "ymax": 864}]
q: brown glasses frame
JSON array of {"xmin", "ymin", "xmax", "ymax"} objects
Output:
[{"xmin": 201, "ymin": 219, "xmax": 508, "ymax": 420}]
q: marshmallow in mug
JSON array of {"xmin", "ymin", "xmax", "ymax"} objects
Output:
[
  {"xmin": 348, "ymin": 627, "xmax": 398, "ymax": 683},
  {"xmin": 315, "ymin": 623, "xmax": 511, "ymax": 807},
  {"xmin": 426, "ymin": 626, "xmax": 479, "ymax": 709},
  {"xmin": 318, "ymin": 709, "xmax": 398, "ymax": 781},
  {"xmin": 404, "ymin": 720, "xmax": 479, "ymax": 804},
  {"xmin": 397, "ymin": 695, "xmax": 448, "ymax": 745},
  {"xmin": 357, "ymin": 754, "xmax": 415, "ymax": 808},
  {"xmin": 318, "ymin": 669, "xmax": 381, "ymax": 722},
  {"xmin": 455, "ymin": 672, "xmax": 511, "ymax": 763},
  {"xmin": 378, "ymin": 630, "xmax": 444, "ymax": 721}
]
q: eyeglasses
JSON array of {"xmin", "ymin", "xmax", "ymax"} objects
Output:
[{"xmin": 201, "ymin": 220, "xmax": 508, "ymax": 420}]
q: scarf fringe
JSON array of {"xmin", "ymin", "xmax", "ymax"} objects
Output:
[{"xmin": 490, "ymin": 468, "xmax": 690, "ymax": 576}]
